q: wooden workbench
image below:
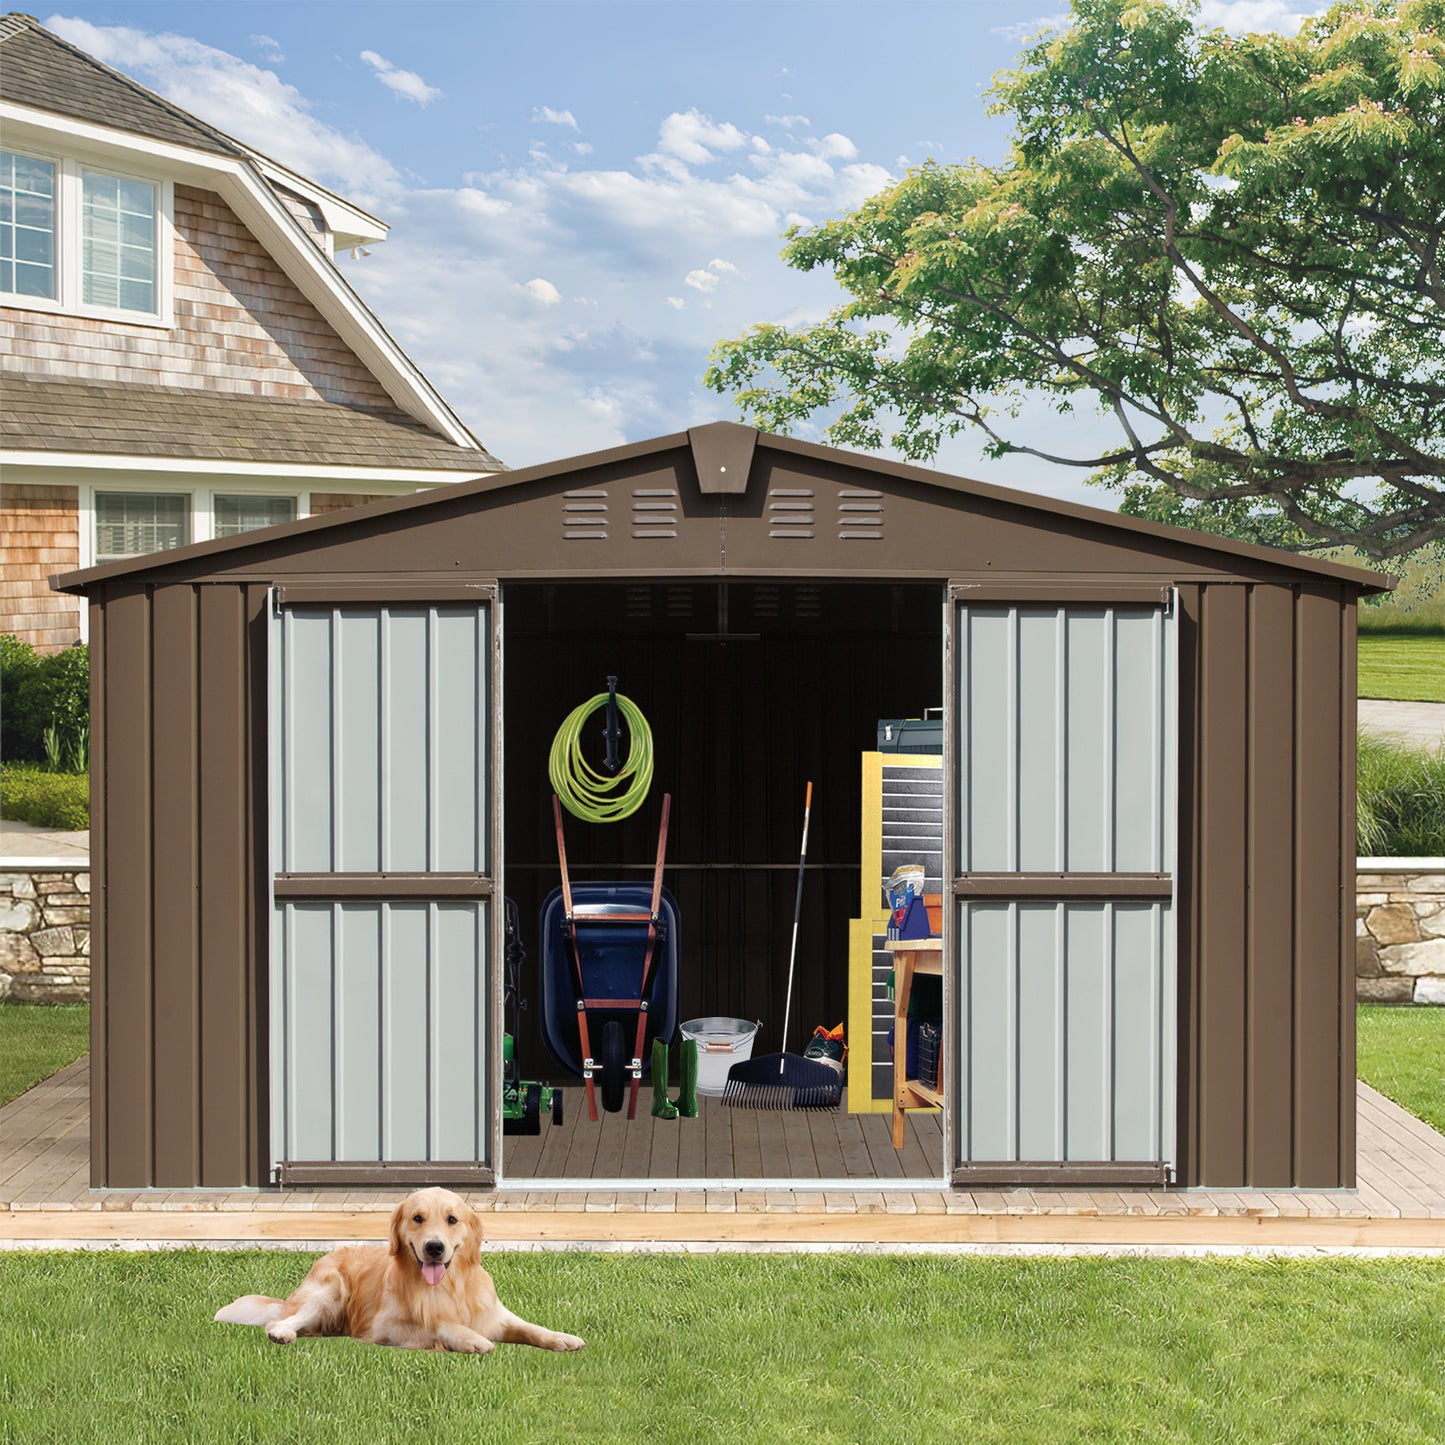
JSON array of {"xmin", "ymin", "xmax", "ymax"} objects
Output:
[{"xmin": 886, "ymin": 937, "xmax": 943, "ymax": 1148}]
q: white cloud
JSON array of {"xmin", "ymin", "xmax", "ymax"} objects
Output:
[
  {"xmin": 532, "ymin": 106, "xmax": 579, "ymax": 129},
  {"xmin": 1197, "ymin": 1, "xmax": 1328, "ymax": 33},
  {"xmin": 765, "ymin": 113, "xmax": 810, "ymax": 128},
  {"xmin": 250, "ymin": 33, "xmax": 283, "ymax": 62},
  {"xmin": 520, "ymin": 278, "xmax": 563, "ymax": 305},
  {"xmin": 657, "ymin": 110, "xmax": 749, "ymax": 165},
  {"xmin": 361, "ymin": 50, "xmax": 443, "ymax": 106},
  {"xmin": 812, "ymin": 133, "xmax": 857, "ymax": 161},
  {"xmin": 44, "ymin": 16, "xmax": 404, "ymax": 207},
  {"xmin": 47, "ymin": 16, "xmax": 1120, "ymax": 496},
  {"xmin": 573, "ymin": 142, "xmax": 594, "ymax": 156}
]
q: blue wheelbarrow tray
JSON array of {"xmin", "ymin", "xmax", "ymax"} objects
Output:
[{"xmin": 538, "ymin": 882, "xmax": 680, "ymax": 1080}]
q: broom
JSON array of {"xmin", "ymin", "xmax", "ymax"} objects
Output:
[{"xmin": 723, "ymin": 781, "xmax": 842, "ymax": 1110}]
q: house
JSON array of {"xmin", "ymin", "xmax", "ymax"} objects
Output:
[{"xmin": 0, "ymin": 13, "xmax": 501, "ymax": 653}]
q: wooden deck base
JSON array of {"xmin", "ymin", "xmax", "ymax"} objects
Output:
[
  {"xmin": 2, "ymin": 1208, "xmax": 1442, "ymax": 1250},
  {"xmin": 4, "ymin": 1059, "xmax": 1444, "ymax": 1248}
]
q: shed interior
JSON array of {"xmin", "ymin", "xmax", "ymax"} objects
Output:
[{"xmin": 501, "ymin": 579, "xmax": 943, "ymax": 1177}]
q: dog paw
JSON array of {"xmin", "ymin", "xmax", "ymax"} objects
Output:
[
  {"xmin": 266, "ymin": 1326, "xmax": 297, "ymax": 1345},
  {"xmin": 451, "ymin": 1334, "xmax": 495, "ymax": 1354},
  {"xmin": 551, "ymin": 1333, "xmax": 586, "ymax": 1351}
]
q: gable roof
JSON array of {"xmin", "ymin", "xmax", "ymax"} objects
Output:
[
  {"xmin": 2, "ymin": 374, "xmax": 501, "ymax": 472},
  {"xmin": 0, "ymin": 13, "xmax": 243, "ymax": 158},
  {"xmin": 0, "ymin": 14, "xmax": 493, "ymax": 459},
  {"xmin": 51, "ymin": 422, "xmax": 1393, "ymax": 595}
]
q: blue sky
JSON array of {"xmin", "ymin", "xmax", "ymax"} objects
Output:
[{"xmin": 44, "ymin": 1, "xmax": 1326, "ymax": 498}]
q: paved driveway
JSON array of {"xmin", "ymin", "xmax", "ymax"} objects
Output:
[{"xmin": 1358, "ymin": 700, "xmax": 1445, "ymax": 752}]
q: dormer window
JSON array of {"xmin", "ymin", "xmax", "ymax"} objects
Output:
[{"xmin": 0, "ymin": 148, "xmax": 170, "ymax": 324}]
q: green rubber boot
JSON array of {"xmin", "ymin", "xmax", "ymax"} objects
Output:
[
  {"xmin": 675, "ymin": 1037, "xmax": 699, "ymax": 1118},
  {"xmin": 651, "ymin": 1038, "xmax": 678, "ymax": 1119}
]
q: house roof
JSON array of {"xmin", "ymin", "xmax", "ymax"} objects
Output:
[
  {"xmin": 51, "ymin": 422, "xmax": 1394, "ymax": 594},
  {"xmin": 0, "ymin": 13, "xmax": 243, "ymax": 158},
  {"xmin": 0, "ymin": 15, "xmax": 387, "ymax": 247},
  {"xmin": 0, "ymin": 15, "xmax": 493, "ymax": 457},
  {"xmin": 2, "ymin": 373, "xmax": 502, "ymax": 472}
]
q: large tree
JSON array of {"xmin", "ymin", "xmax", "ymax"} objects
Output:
[{"xmin": 706, "ymin": 0, "xmax": 1445, "ymax": 562}]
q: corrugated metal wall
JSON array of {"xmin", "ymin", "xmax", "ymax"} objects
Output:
[
  {"xmin": 84, "ymin": 569, "xmax": 1357, "ymax": 1190},
  {"xmin": 90, "ymin": 581, "xmax": 269, "ymax": 1189},
  {"xmin": 1181, "ymin": 582, "xmax": 1356, "ymax": 1188}
]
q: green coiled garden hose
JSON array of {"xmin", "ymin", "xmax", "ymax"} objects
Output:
[{"xmin": 549, "ymin": 690, "xmax": 654, "ymax": 822}]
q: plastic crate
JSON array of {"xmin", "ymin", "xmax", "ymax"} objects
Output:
[{"xmin": 915, "ymin": 1020, "xmax": 942, "ymax": 1091}]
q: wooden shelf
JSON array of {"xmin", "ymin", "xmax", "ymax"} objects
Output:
[{"xmin": 889, "ymin": 937, "xmax": 945, "ymax": 1149}]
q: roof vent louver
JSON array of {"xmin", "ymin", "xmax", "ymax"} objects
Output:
[
  {"xmin": 768, "ymin": 489, "xmax": 815, "ymax": 540},
  {"xmin": 838, "ymin": 489, "xmax": 884, "ymax": 541},
  {"xmin": 632, "ymin": 487, "xmax": 679, "ymax": 540},
  {"xmin": 562, "ymin": 489, "xmax": 608, "ymax": 541}
]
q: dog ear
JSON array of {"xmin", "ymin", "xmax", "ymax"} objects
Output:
[
  {"xmin": 388, "ymin": 1200, "xmax": 408, "ymax": 1258},
  {"xmin": 466, "ymin": 1204, "xmax": 484, "ymax": 1265}
]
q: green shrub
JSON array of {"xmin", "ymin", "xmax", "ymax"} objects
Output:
[
  {"xmin": 0, "ymin": 636, "xmax": 89, "ymax": 763},
  {"xmin": 0, "ymin": 763, "xmax": 90, "ymax": 831},
  {"xmin": 1357, "ymin": 734, "xmax": 1445, "ymax": 857}
]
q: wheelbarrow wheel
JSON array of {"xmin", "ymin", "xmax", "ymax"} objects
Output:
[{"xmin": 600, "ymin": 1021, "xmax": 626, "ymax": 1114}]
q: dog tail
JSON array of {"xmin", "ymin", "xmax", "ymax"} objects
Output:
[{"xmin": 214, "ymin": 1294, "xmax": 287, "ymax": 1327}]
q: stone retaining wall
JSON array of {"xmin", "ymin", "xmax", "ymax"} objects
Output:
[
  {"xmin": 1356, "ymin": 865, "xmax": 1445, "ymax": 1005},
  {"xmin": 0, "ymin": 866, "xmax": 90, "ymax": 1002},
  {"xmin": 2, "ymin": 861, "xmax": 1441, "ymax": 1006}
]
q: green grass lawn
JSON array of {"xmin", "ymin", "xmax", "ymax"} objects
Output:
[
  {"xmin": 1357, "ymin": 1005, "xmax": 1445, "ymax": 1133},
  {"xmin": 0, "ymin": 1001, "xmax": 88, "ymax": 1106},
  {"xmin": 1, "ymin": 1251, "xmax": 1442, "ymax": 1444},
  {"xmin": 1357, "ymin": 631, "xmax": 1445, "ymax": 704}
]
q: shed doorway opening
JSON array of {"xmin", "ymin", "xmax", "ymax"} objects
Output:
[{"xmin": 500, "ymin": 580, "xmax": 946, "ymax": 1185}]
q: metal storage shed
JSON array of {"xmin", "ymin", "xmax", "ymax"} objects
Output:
[{"xmin": 52, "ymin": 422, "xmax": 1388, "ymax": 1195}]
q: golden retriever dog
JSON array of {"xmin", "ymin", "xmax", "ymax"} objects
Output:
[{"xmin": 214, "ymin": 1186, "xmax": 584, "ymax": 1354}]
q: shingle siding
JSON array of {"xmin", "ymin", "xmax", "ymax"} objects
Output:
[
  {"xmin": 0, "ymin": 483, "xmax": 81, "ymax": 652},
  {"xmin": 0, "ymin": 187, "xmax": 396, "ymax": 409}
]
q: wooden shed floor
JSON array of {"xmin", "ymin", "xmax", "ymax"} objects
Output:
[{"xmin": 4, "ymin": 1059, "xmax": 1444, "ymax": 1250}]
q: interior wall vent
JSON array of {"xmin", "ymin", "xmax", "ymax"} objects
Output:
[
  {"xmin": 838, "ymin": 489, "xmax": 884, "ymax": 541},
  {"xmin": 562, "ymin": 489, "xmax": 608, "ymax": 541},
  {"xmin": 623, "ymin": 585, "xmax": 695, "ymax": 621},
  {"xmin": 632, "ymin": 487, "xmax": 679, "ymax": 540},
  {"xmin": 768, "ymin": 488, "xmax": 815, "ymax": 540}
]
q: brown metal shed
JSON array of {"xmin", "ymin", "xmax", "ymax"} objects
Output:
[{"xmin": 53, "ymin": 422, "xmax": 1387, "ymax": 1194}]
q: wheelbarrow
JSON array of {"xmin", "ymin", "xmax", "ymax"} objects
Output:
[{"xmin": 539, "ymin": 794, "xmax": 678, "ymax": 1120}]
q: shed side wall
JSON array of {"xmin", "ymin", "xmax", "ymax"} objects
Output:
[
  {"xmin": 1181, "ymin": 581, "xmax": 1353, "ymax": 1189},
  {"xmin": 92, "ymin": 579, "xmax": 265, "ymax": 1188}
]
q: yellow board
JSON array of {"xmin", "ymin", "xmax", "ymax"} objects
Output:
[{"xmin": 848, "ymin": 750, "xmax": 942, "ymax": 1113}]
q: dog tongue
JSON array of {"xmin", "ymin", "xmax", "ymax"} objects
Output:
[{"xmin": 422, "ymin": 1262, "xmax": 447, "ymax": 1287}]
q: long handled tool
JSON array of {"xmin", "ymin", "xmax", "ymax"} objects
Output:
[{"xmin": 722, "ymin": 782, "xmax": 841, "ymax": 1110}]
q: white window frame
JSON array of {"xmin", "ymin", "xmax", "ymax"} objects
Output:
[
  {"xmin": 81, "ymin": 482, "xmax": 312, "ymax": 575},
  {"xmin": 1, "ymin": 145, "xmax": 174, "ymax": 328}
]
